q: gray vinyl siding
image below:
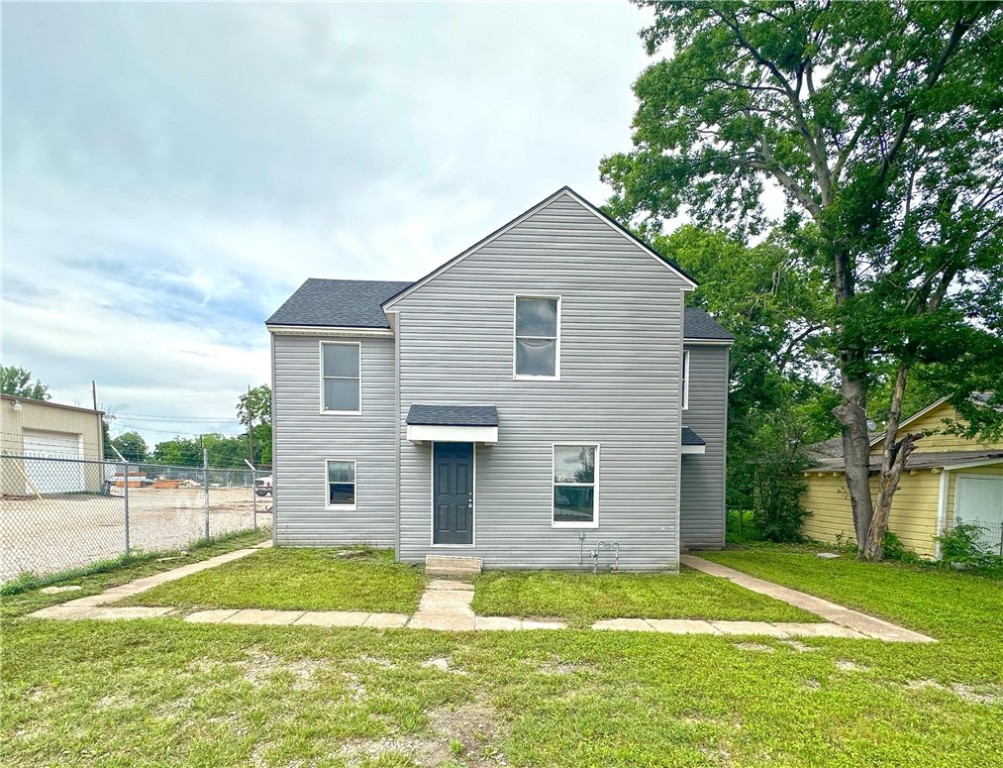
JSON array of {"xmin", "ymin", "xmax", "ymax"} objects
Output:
[
  {"xmin": 680, "ymin": 344, "xmax": 729, "ymax": 549},
  {"xmin": 392, "ymin": 193, "xmax": 690, "ymax": 570},
  {"xmin": 271, "ymin": 334, "xmax": 397, "ymax": 546}
]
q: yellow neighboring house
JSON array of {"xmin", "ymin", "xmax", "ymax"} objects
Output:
[{"xmin": 801, "ymin": 398, "xmax": 1003, "ymax": 559}]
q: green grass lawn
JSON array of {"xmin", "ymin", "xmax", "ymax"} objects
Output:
[
  {"xmin": 472, "ymin": 567, "xmax": 821, "ymax": 628},
  {"xmin": 3, "ymin": 544, "xmax": 1002, "ymax": 767},
  {"xmin": 0, "ymin": 529, "xmax": 271, "ymax": 624},
  {"xmin": 115, "ymin": 547, "xmax": 426, "ymax": 614},
  {"xmin": 700, "ymin": 545, "xmax": 1003, "ymax": 645}
]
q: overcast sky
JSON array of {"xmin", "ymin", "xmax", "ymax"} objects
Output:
[{"xmin": 2, "ymin": 1, "xmax": 655, "ymax": 449}]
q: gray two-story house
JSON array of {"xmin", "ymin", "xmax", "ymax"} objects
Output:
[{"xmin": 266, "ymin": 187, "xmax": 732, "ymax": 571}]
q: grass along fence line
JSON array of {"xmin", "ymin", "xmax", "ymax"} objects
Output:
[{"xmin": 0, "ymin": 529, "xmax": 271, "ymax": 623}]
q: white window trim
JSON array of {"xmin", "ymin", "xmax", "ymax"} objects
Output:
[
  {"xmin": 325, "ymin": 459, "xmax": 357, "ymax": 511},
  {"xmin": 429, "ymin": 442, "xmax": 477, "ymax": 548},
  {"xmin": 551, "ymin": 442, "xmax": 600, "ymax": 529},
  {"xmin": 319, "ymin": 340, "xmax": 362, "ymax": 415},
  {"xmin": 513, "ymin": 294, "xmax": 561, "ymax": 380},
  {"xmin": 681, "ymin": 350, "xmax": 690, "ymax": 411}
]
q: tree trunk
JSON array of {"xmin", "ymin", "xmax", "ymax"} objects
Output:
[
  {"xmin": 833, "ymin": 369, "xmax": 874, "ymax": 548},
  {"xmin": 862, "ymin": 363, "xmax": 921, "ymax": 561}
]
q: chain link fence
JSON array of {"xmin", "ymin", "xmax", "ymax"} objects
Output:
[
  {"xmin": 948, "ymin": 518, "xmax": 1003, "ymax": 557},
  {"xmin": 1, "ymin": 453, "xmax": 272, "ymax": 584}
]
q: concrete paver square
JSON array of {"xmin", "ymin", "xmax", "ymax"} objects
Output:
[
  {"xmin": 428, "ymin": 580, "xmax": 474, "ymax": 592},
  {"xmin": 362, "ymin": 613, "xmax": 410, "ymax": 628},
  {"xmin": 88, "ymin": 607, "xmax": 176, "ymax": 620},
  {"xmin": 520, "ymin": 619, "xmax": 567, "ymax": 630},
  {"xmin": 295, "ymin": 611, "xmax": 370, "ymax": 628},
  {"xmin": 710, "ymin": 621, "xmax": 790, "ymax": 637},
  {"xmin": 645, "ymin": 619, "xmax": 720, "ymax": 634},
  {"xmin": 592, "ymin": 618, "xmax": 652, "ymax": 631},
  {"xmin": 772, "ymin": 623, "xmax": 867, "ymax": 639},
  {"xmin": 30, "ymin": 605, "xmax": 99, "ymax": 620},
  {"xmin": 475, "ymin": 616, "xmax": 522, "ymax": 631},
  {"xmin": 61, "ymin": 595, "xmax": 116, "ymax": 608},
  {"xmin": 409, "ymin": 613, "xmax": 474, "ymax": 631},
  {"xmin": 185, "ymin": 609, "xmax": 241, "ymax": 624},
  {"xmin": 224, "ymin": 609, "xmax": 303, "ymax": 625}
]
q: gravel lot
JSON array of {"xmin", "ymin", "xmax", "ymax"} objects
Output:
[{"xmin": 1, "ymin": 487, "xmax": 272, "ymax": 582}]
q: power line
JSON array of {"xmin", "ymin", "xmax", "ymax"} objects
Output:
[
  {"xmin": 112, "ymin": 413, "xmax": 241, "ymax": 423},
  {"xmin": 113, "ymin": 423, "xmax": 249, "ymax": 437}
]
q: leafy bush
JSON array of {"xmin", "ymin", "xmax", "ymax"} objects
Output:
[
  {"xmin": 748, "ymin": 410, "xmax": 813, "ymax": 543},
  {"xmin": 881, "ymin": 531, "xmax": 921, "ymax": 564},
  {"xmin": 937, "ymin": 524, "xmax": 1003, "ymax": 571}
]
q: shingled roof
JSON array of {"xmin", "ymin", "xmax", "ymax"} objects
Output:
[
  {"xmin": 683, "ymin": 308, "xmax": 733, "ymax": 341},
  {"xmin": 267, "ymin": 278, "xmax": 732, "ymax": 341},
  {"xmin": 682, "ymin": 426, "xmax": 706, "ymax": 446},
  {"xmin": 266, "ymin": 278, "xmax": 412, "ymax": 329},
  {"xmin": 406, "ymin": 404, "xmax": 500, "ymax": 427}
]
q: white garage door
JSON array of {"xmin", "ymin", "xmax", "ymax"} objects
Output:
[
  {"xmin": 23, "ymin": 430, "xmax": 85, "ymax": 494},
  {"xmin": 955, "ymin": 474, "xmax": 1003, "ymax": 552}
]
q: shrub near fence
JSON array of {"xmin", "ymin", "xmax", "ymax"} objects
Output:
[{"xmin": 0, "ymin": 454, "xmax": 272, "ymax": 584}]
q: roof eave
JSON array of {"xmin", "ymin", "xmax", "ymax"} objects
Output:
[
  {"xmin": 683, "ymin": 337, "xmax": 734, "ymax": 345},
  {"xmin": 267, "ymin": 324, "xmax": 394, "ymax": 338}
]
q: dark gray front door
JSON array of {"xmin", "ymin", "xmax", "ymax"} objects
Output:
[{"xmin": 433, "ymin": 442, "xmax": 473, "ymax": 545}]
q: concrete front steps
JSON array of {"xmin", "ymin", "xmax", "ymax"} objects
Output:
[{"xmin": 424, "ymin": 555, "xmax": 482, "ymax": 580}]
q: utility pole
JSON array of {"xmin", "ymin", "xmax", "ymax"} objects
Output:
[
  {"xmin": 92, "ymin": 380, "xmax": 98, "ymax": 411},
  {"xmin": 247, "ymin": 385, "xmax": 254, "ymax": 464}
]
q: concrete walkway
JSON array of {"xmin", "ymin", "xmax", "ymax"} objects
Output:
[
  {"xmin": 681, "ymin": 555, "xmax": 935, "ymax": 643},
  {"xmin": 27, "ymin": 546, "xmax": 934, "ymax": 642}
]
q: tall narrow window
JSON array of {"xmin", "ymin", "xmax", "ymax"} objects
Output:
[
  {"xmin": 681, "ymin": 350, "xmax": 690, "ymax": 410},
  {"xmin": 326, "ymin": 460, "xmax": 356, "ymax": 507},
  {"xmin": 515, "ymin": 296, "xmax": 560, "ymax": 378},
  {"xmin": 322, "ymin": 342, "xmax": 360, "ymax": 412},
  {"xmin": 552, "ymin": 444, "xmax": 598, "ymax": 526}
]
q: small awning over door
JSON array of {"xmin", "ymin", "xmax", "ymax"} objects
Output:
[
  {"xmin": 406, "ymin": 404, "xmax": 499, "ymax": 444},
  {"xmin": 682, "ymin": 426, "xmax": 706, "ymax": 454}
]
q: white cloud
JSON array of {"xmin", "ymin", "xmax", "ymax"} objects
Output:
[{"xmin": 2, "ymin": 2, "xmax": 654, "ymax": 447}]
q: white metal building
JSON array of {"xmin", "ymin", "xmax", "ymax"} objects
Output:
[{"xmin": 1, "ymin": 395, "xmax": 105, "ymax": 495}]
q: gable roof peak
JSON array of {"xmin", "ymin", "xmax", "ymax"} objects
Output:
[{"xmin": 381, "ymin": 186, "xmax": 696, "ymax": 310}]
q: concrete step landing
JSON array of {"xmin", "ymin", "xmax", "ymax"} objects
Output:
[{"xmin": 425, "ymin": 555, "xmax": 482, "ymax": 579}]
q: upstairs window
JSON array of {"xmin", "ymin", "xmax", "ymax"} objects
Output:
[
  {"xmin": 514, "ymin": 296, "xmax": 560, "ymax": 379},
  {"xmin": 552, "ymin": 444, "xmax": 598, "ymax": 527},
  {"xmin": 681, "ymin": 350, "xmax": 690, "ymax": 410},
  {"xmin": 321, "ymin": 342, "xmax": 360, "ymax": 413}
]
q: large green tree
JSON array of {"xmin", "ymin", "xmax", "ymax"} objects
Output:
[
  {"xmin": 1, "ymin": 366, "xmax": 50, "ymax": 401},
  {"xmin": 237, "ymin": 385, "xmax": 272, "ymax": 466},
  {"xmin": 602, "ymin": 1, "xmax": 1003, "ymax": 560},
  {"xmin": 659, "ymin": 226, "xmax": 837, "ymax": 536},
  {"xmin": 112, "ymin": 431, "xmax": 147, "ymax": 463}
]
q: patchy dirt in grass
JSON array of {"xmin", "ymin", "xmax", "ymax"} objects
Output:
[
  {"xmin": 905, "ymin": 679, "xmax": 1003, "ymax": 705},
  {"xmin": 835, "ymin": 660, "xmax": 869, "ymax": 673},
  {"xmin": 537, "ymin": 655, "xmax": 597, "ymax": 676},
  {"xmin": 421, "ymin": 656, "xmax": 467, "ymax": 675},
  {"xmin": 340, "ymin": 672, "xmax": 368, "ymax": 703},
  {"xmin": 804, "ymin": 679, "xmax": 822, "ymax": 690},
  {"xmin": 734, "ymin": 642, "xmax": 775, "ymax": 653},
  {"xmin": 338, "ymin": 696, "xmax": 507, "ymax": 767},
  {"xmin": 237, "ymin": 647, "xmax": 324, "ymax": 690},
  {"xmin": 357, "ymin": 654, "xmax": 396, "ymax": 669},
  {"xmin": 780, "ymin": 640, "xmax": 818, "ymax": 653},
  {"xmin": 96, "ymin": 692, "xmax": 138, "ymax": 711}
]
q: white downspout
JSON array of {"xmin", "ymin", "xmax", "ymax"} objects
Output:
[{"xmin": 935, "ymin": 468, "xmax": 949, "ymax": 561}]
